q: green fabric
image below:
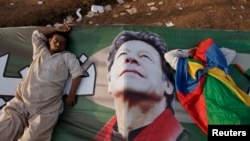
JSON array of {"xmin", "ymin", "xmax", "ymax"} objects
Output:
[
  {"xmin": 52, "ymin": 97, "xmax": 115, "ymax": 141},
  {"xmin": 228, "ymin": 64, "xmax": 250, "ymax": 92},
  {"xmin": 205, "ymin": 74, "xmax": 250, "ymax": 124}
]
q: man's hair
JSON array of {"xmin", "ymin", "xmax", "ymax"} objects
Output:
[
  {"xmin": 48, "ymin": 31, "xmax": 70, "ymax": 47},
  {"xmin": 107, "ymin": 30, "xmax": 176, "ymax": 112}
]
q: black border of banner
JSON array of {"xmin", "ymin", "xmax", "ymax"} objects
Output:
[{"xmin": 208, "ymin": 125, "xmax": 250, "ymax": 140}]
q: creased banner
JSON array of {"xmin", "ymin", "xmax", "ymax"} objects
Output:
[{"xmin": 0, "ymin": 25, "xmax": 250, "ymax": 141}]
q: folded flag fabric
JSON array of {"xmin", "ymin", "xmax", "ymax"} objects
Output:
[{"xmin": 175, "ymin": 38, "xmax": 250, "ymax": 134}]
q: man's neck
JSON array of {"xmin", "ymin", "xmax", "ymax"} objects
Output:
[{"xmin": 114, "ymin": 97, "xmax": 166, "ymax": 139}]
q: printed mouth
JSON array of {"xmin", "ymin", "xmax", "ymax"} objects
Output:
[{"xmin": 120, "ymin": 70, "xmax": 144, "ymax": 77}]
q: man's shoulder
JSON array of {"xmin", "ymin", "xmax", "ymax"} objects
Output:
[
  {"xmin": 62, "ymin": 51, "xmax": 77, "ymax": 57},
  {"xmin": 61, "ymin": 51, "xmax": 79, "ymax": 61}
]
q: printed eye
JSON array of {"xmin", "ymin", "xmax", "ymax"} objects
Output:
[
  {"xmin": 141, "ymin": 54, "xmax": 152, "ymax": 61},
  {"xmin": 118, "ymin": 52, "xmax": 127, "ymax": 57}
]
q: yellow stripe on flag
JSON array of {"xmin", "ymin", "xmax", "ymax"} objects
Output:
[
  {"xmin": 208, "ymin": 67, "xmax": 250, "ymax": 106},
  {"xmin": 187, "ymin": 61, "xmax": 204, "ymax": 79}
]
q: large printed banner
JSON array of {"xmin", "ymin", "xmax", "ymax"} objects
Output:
[{"xmin": 0, "ymin": 25, "xmax": 250, "ymax": 141}]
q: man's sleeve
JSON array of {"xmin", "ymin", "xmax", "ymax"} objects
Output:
[
  {"xmin": 31, "ymin": 30, "xmax": 48, "ymax": 60},
  {"xmin": 164, "ymin": 49, "xmax": 189, "ymax": 70},
  {"xmin": 65, "ymin": 53, "xmax": 84, "ymax": 79}
]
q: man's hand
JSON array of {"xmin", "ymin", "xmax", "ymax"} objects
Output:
[
  {"xmin": 65, "ymin": 94, "xmax": 76, "ymax": 108},
  {"xmin": 56, "ymin": 23, "xmax": 71, "ymax": 32},
  {"xmin": 65, "ymin": 76, "xmax": 82, "ymax": 108},
  {"xmin": 188, "ymin": 47, "xmax": 197, "ymax": 58}
]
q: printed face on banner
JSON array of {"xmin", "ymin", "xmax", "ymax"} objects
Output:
[{"xmin": 108, "ymin": 40, "xmax": 166, "ymax": 100}]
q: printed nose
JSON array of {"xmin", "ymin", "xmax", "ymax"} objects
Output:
[{"xmin": 125, "ymin": 57, "xmax": 138, "ymax": 64}]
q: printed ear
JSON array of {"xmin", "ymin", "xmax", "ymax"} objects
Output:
[{"xmin": 164, "ymin": 80, "xmax": 174, "ymax": 95}]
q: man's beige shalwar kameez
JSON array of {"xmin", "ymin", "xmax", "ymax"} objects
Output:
[{"xmin": 0, "ymin": 30, "xmax": 83, "ymax": 141}]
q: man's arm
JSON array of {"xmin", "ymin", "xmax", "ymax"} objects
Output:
[
  {"xmin": 64, "ymin": 53, "xmax": 84, "ymax": 108},
  {"xmin": 66, "ymin": 76, "xmax": 82, "ymax": 107},
  {"xmin": 37, "ymin": 23, "xmax": 71, "ymax": 37},
  {"xmin": 164, "ymin": 49, "xmax": 190, "ymax": 70}
]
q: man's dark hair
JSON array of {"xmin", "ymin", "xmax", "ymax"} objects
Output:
[
  {"xmin": 48, "ymin": 31, "xmax": 70, "ymax": 47},
  {"xmin": 107, "ymin": 30, "xmax": 176, "ymax": 113}
]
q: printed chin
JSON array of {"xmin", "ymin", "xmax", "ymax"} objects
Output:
[
  {"xmin": 116, "ymin": 75, "xmax": 146, "ymax": 85},
  {"xmin": 121, "ymin": 75, "xmax": 146, "ymax": 85}
]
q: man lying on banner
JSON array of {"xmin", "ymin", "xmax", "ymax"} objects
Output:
[
  {"xmin": 94, "ymin": 31, "xmax": 195, "ymax": 141},
  {"xmin": 0, "ymin": 24, "xmax": 83, "ymax": 141},
  {"xmin": 164, "ymin": 38, "xmax": 250, "ymax": 134}
]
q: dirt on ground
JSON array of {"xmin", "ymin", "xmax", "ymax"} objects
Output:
[{"xmin": 0, "ymin": 0, "xmax": 250, "ymax": 31}]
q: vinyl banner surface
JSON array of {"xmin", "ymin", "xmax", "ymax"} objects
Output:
[{"xmin": 0, "ymin": 25, "xmax": 250, "ymax": 141}]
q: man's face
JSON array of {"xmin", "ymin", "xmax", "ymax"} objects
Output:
[
  {"xmin": 108, "ymin": 40, "xmax": 166, "ymax": 100},
  {"xmin": 49, "ymin": 34, "xmax": 67, "ymax": 54}
]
